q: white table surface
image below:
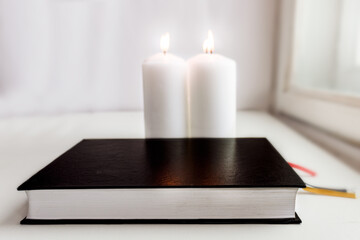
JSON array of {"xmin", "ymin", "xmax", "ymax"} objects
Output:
[{"xmin": 0, "ymin": 111, "xmax": 359, "ymax": 240}]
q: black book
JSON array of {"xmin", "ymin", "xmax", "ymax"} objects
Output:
[{"xmin": 18, "ymin": 138, "xmax": 305, "ymax": 224}]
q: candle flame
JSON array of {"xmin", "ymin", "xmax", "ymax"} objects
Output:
[
  {"xmin": 160, "ymin": 32, "xmax": 170, "ymax": 54},
  {"xmin": 203, "ymin": 30, "xmax": 214, "ymax": 54},
  {"xmin": 202, "ymin": 39, "xmax": 209, "ymax": 53}
]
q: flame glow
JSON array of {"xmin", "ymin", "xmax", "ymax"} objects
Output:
[
  {"xmin": 203, "ymin": 30, "xmax": 214, "ymax": 54},
  {"xmin": 160, "ymin": 32, "xmax": 170, "ymax": 54}
]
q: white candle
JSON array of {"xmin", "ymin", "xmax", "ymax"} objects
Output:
[
  {"xmin": 188, "ymin": 30, "xmax": 236, "ymax": 137},
  {"xmin": 142, "ymin": 33, "xmax": 187, "ymax": 138}
]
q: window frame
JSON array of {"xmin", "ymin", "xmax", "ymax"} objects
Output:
[{"xmin": 274, "ymin": 0, "xmax": 360, "ymax": 144}]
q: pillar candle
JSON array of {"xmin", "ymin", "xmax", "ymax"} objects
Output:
[
  {"xmin": 188, "ymin": 31, "xmax": 236, "ymax": 137},
  {"xmin": 142, "ymin": 33, "xmax": 187, "ymax": 138}
]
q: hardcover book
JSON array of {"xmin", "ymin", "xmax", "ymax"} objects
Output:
[{"xmin": 18, "ymin": 138, "xmax": 305, "ymax": 224}]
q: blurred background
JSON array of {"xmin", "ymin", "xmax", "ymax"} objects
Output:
[
  {"xmin": 0, "ymin": 0, "xmax": 278, "ymax": 114},
  {"xmin": 0, "ymin": 0, "xmax": 277, "ymax": 114},
  {"xmin": 0, "ymin": 0, "xmax": 359, "ymax": 170}
]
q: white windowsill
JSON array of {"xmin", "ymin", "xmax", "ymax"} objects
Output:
[{"xmin": 0, "ymin": 111, "xmax": 359, "ymax": 239}]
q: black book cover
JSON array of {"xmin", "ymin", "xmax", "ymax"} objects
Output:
[
  {"xmin": 20, "ymin": 213, "xmax": 302, "ymax": 224},
  {"xmin": 18, "ymin": 138, "xmax": 305, "ymax": 190},
  {"xmin": 18, "ymin": 138, "xmax": 305, "ymax": 224}
]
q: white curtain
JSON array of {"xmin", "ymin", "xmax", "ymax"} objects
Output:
[{"xmin": 0, "ymin": 0, "xmax": 277, "ymax": 117}]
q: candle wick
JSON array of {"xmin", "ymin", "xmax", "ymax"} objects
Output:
[{"xmin": 163, "ymin": 51, "xmax": 167, "ymax": 55}]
